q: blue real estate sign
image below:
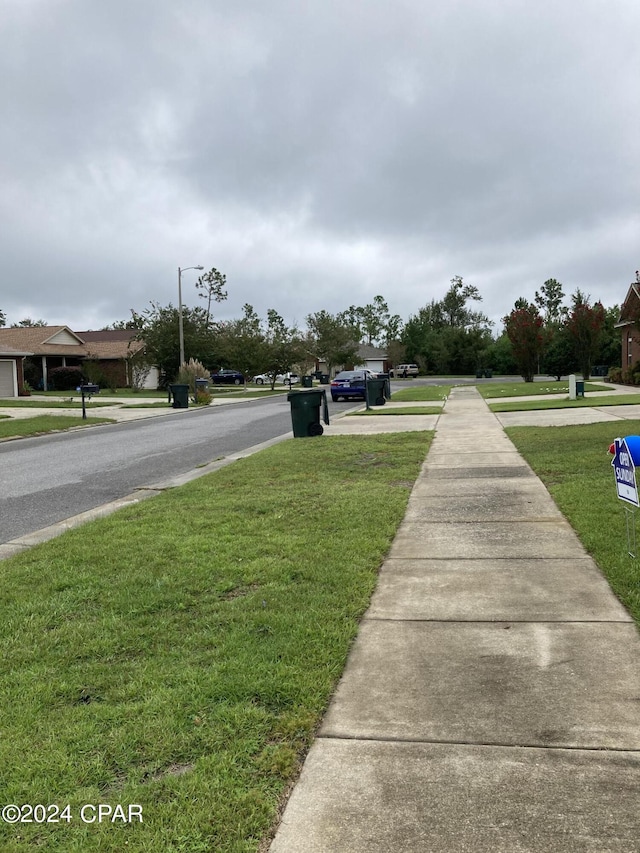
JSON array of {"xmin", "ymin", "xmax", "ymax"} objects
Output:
[{"xmin": 611, "ymin": 437, "xmax": 640, "ymax": 507}]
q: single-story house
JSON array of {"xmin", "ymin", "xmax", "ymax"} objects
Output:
[
  {"xmin": 615, "ymin": 276, "xmax": 640, "ymax": 369},
  {"xmin": 0, "ymin": 326, "xmax": 157, "ymax": 391},
  {"xmin": 76, "ymin": 330, "xmax": 159, "ymax": 389},
  {"xmin": 0, "ymin": 344, "xmax": 33, "ymax": 397},
  {"xmin": 316, "ymin": 344, "xmax": 389, "ymax": 378}
]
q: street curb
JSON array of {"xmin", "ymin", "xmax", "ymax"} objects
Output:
[{"xmin": 0, "ymin": 432, "xmax": 293, "ymax": 561}]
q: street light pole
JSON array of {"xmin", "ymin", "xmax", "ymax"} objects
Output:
[{"xmin": 177, "ymin": 265, "xmax": 204, "ymax": 367}]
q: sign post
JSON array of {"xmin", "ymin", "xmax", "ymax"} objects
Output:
[{"xmin": 611, "ymin": 437, "xmax": 639, "ymax": 556}]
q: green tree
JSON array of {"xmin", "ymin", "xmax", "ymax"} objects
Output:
[
  {"xmin": 11, "ymin": 318, "xmax": 47, "ymax": 327},
  {"xmin": 102, "ymin": 316, "xmax": 145, "ymax": 330},
  {"xmin": 566, "ymin": 289, "xmax": 605, "ymax": 380},
  {"xmin": 594, "ymin": 305, "xmax": 621, "ymax": 370},
  {"xmin": 401, "ymin": 277, "xmax": 491, "ymax": 374},
  {"xmin": 0, "ymin": 308, "xmax": 5, "ymax": 327},
  {"xmin": 534, "ymin": 278, "xmax": 566, "ymax": 324},
  {"xmin": 485, "ymin": 333, "xmax": 519, "ymax": 375},
  {"xmin": 195, "ymin": 267, "xmax": 228, "ymax": 326},
  {"xmin": 339, "ymin": 296, "xmax": 397, "ymax": 346},
  {"xmin": 542, "ymin": 324, "xmax": 576, "ymax": 380},
  {"xmin": 136, "ymin": 302, "xmax": 216, "ymax": 386},
  {"xmin": 261, "ymin": 310, "xmax": 304, "ymax": 389},
  {"xmin": 214, "ymin": 304, "xmax": 266, "ymax": 381},
  {"xmin": 504, "ymin": 300, "xmax": 544, "ymax": 382},
  {"xmin": 306, "ymin": 311, "xmax": 359, "ymax": 375}
]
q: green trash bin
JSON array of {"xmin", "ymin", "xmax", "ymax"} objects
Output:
[
  {"xmin": 576, "ymin": 380, "xmax": 585, "ymax": 398},
  {"xmin": 366, "ymin": 377, "xmax": 390, "ymax": 407},
  {"xmin": 169, "ymin": 383, "xmax": 189, "ymax": 409},
  {"xmin": 320, "ymin": 374, "xmax": 330, "ymax": 384},
  {"xmin": 484, "ymin": 369, "xmax": 493, "ymax": 378},
  {"xmin": 287, "ymin": 389, "xmax": 329, "ymax": 437},
  {"xmin": 301, "ymin": 375, "xmax": 313, "ymax": 388}
]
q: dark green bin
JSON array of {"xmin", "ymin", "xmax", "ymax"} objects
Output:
[
  {"xmin": 169, "ymin": 383, "xmax": 189, "ymax": 409},
  {"xmin": 287, "ymin": 389, "xmax": 329, "ymax": 437},
  {"xmin": 366, "ymin": 377, "xmax": 390, "ymax": 407},
  {"xmin": 301, "ymin": 375, "xmax": 314, "ymax": 388}
]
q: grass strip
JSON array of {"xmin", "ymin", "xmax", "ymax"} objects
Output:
[
  {"xmin": 390, "ymin": 386, "xmax": 451, "ymax": 402},
  {"xmin": 506, "ymin": 421, "xmax": 640, "ymax": 626},
  {"xmin": 350, "ymin": 406, "xmax": 442, "ymax": 416},
  {"xmin": 0, "ymin": 415, "xmax": 114, "ymax": 439},
  {"xmin": 0, "ymin": 432, "xmax": 431, "ymax": 852},
  {"xmin": 478, "ymin": 380, "xmax": 613, "ymax": 398},
  {"xmin": 0, "ymin": 399, "xmax": 117, "ymax": 408},
  {"xmin": 490, "ymin": 394, "xmax": 640, "ymax": 412}
]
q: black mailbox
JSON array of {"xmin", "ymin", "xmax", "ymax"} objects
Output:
[{"xmin": 79, "ymin": 384, "xmax": 100, "ymax": 419}]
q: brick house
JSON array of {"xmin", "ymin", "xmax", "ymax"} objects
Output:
[
  {"xmin": 0, "ymin": 326, "xmax": 155, "ymax": 391},
  {"xmin": 615, "ymin": 277, "xmax": 640, "ymax": 370},
  {"xmin": 0, "ymin": 344, "xmax": 33, "ymax": 397}
]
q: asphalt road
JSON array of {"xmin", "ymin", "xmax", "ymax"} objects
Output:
[{"xmin": 0, "ymin": 394, "xmax": 358, "ymax": 544}]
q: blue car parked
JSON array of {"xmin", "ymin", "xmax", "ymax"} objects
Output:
[{"xmin": 330, "ymin": 370, "xmax": 374, "ymax": 402}]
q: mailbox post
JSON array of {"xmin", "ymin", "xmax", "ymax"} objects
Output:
[{"xmin": 79, "ymin": 384, "xmax": 100, "ymax": 420}]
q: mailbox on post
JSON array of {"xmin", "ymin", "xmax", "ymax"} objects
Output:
[{"xmin": 78, "ymin": 384, "xmax": 100, "ymax": 420}]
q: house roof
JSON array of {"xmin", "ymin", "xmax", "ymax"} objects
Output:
[
  {"xmin": 0, "ymin": 326, "xmax": 143, "ymax": 359},
  {"xmin": 614, "ymin": 283, "xmax": 640, "ymax": 329},
  {"xmin": 0, "ymin": 343, "xmax": 33, "ymax": 357},
  {"xmin": 0, "ymin": 326, "xmax": 87, "ymax": 355},
  {"xmin": 357, "ymin": 344, "xmax": 387, "ymax": 359},
  {"xmin": 76, "ymin": 330, "xmax": 144, "ymax": 360}
]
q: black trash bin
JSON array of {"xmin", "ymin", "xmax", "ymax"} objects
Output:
[
  {"xmin": 287, "ymin": 389, "xmax": 330, "ymax": 437},
  {"xmin": 576, "ymin": 380, "xmax": 585, "ymax": 398},
  {"xmin": 169, "ymin": 383, "xmax": 189, "ymax": 409},
  {"xmin": 366, "ymin": 377, "xmax": 390, "ymax": 407},
  {"xmin": 301, "ymin": 375, "xmax": 313, "ymax": 388}
]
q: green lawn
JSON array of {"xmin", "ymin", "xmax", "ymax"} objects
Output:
[
  {"xmin": 0, "ymin": 415, "xmax": 115, "ymax": 439},
  {"xmin": 350, "ymin": 406, "xmax": 442, "ymax": 416},
  {"xmin": 507, "ymin": 421, "xmax": 640, "ymax": 626},
  {"xmin": 0, "ymin": 399, "xmax": 118, "ymax": 408},
  {"xmin": 489, "ymin": 394, "xmax": 640, "ymax": 412},
  {"xmin": 390, "ymin": 386, "xmax": 451, "ymax": 402},
  {"xmin": 0, "ymin": 432, "xmax": 432, "ymax": 852},
  {"xmin": 37, "ymin": 389, "xmax": 163, "ymax": 399},
  {"xmin": 478, "ymin": 380, "xmax": 614, "ymax": 398}
]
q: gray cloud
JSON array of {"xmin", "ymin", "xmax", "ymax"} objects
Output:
[{"xmin": 1, "ymin": 0, "xmax": 639, "ymax": 332}]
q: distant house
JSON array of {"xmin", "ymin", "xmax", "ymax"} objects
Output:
[
  {"xmin": 0, "ymin": 326, "xmax": 157, "ymax": 391},
  {"xmin": 316, "ymin": 344, "xmax": 389, "ymax": 378},
  {"xmin": 353, "ymin": 344, "xmax": 389, "ymax": 375},
  {"xmin": 0, "ymin": 343, "xmax": 33, "ymax": 398},
  {"xmin": 615, "ymin": 278, "xmax": 640, "ymax": 369},
  {"xmin": 76, "ymin": 330, "xmax": 158, "ymax": 389}
]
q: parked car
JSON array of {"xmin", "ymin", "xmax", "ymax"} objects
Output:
[
  {"xmin": 252, "ymin": 372, "xmax": 300, "ymax": 385},
  {"xmin": 389, "ymin": 364, "xmax": 419, "ymax": 378},
  {"xmin": 330, "ymin": 370, "xmax": 370, "ymax": 401},
  {"xmin": 210, "ymin": 369, "xmax": 245, "ymax": 385}
]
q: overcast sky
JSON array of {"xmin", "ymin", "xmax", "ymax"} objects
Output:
[{"xmin": 1, "ymin": 0, "xmax": 639, "ymax": 335}]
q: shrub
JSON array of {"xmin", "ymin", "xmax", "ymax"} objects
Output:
[
  {"xmin": 176, "ymin": 358, "xmax": 209, "ymax": 384},
  {"xmin": 48, "ymin": 366, "xmax": 84, "ymax": 391},
  {"xmin": 194, "ymin": 390, "xmax": 212, "ymax": 405},
  {"xmin": 608, "ymin": 367, "xmax": 623, "ymax": 384}
]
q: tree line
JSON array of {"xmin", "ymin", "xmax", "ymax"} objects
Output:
[{"xmin": 0, "ymin": 271, "xmax": 623, "ymax": 384}]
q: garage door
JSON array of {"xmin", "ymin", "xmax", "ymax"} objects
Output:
[{"xmin": 0, "ymin": 360, "xmax": 16, "ymax": 397}]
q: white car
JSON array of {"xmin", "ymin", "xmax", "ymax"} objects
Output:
[{"xmin": 252, "ymin": 372, "xmax": 300, "ymax": 385}]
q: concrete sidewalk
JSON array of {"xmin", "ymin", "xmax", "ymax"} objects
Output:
[{"xmin": 270, "ymin": 385, "xmax": 640, "ymax": 852}]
